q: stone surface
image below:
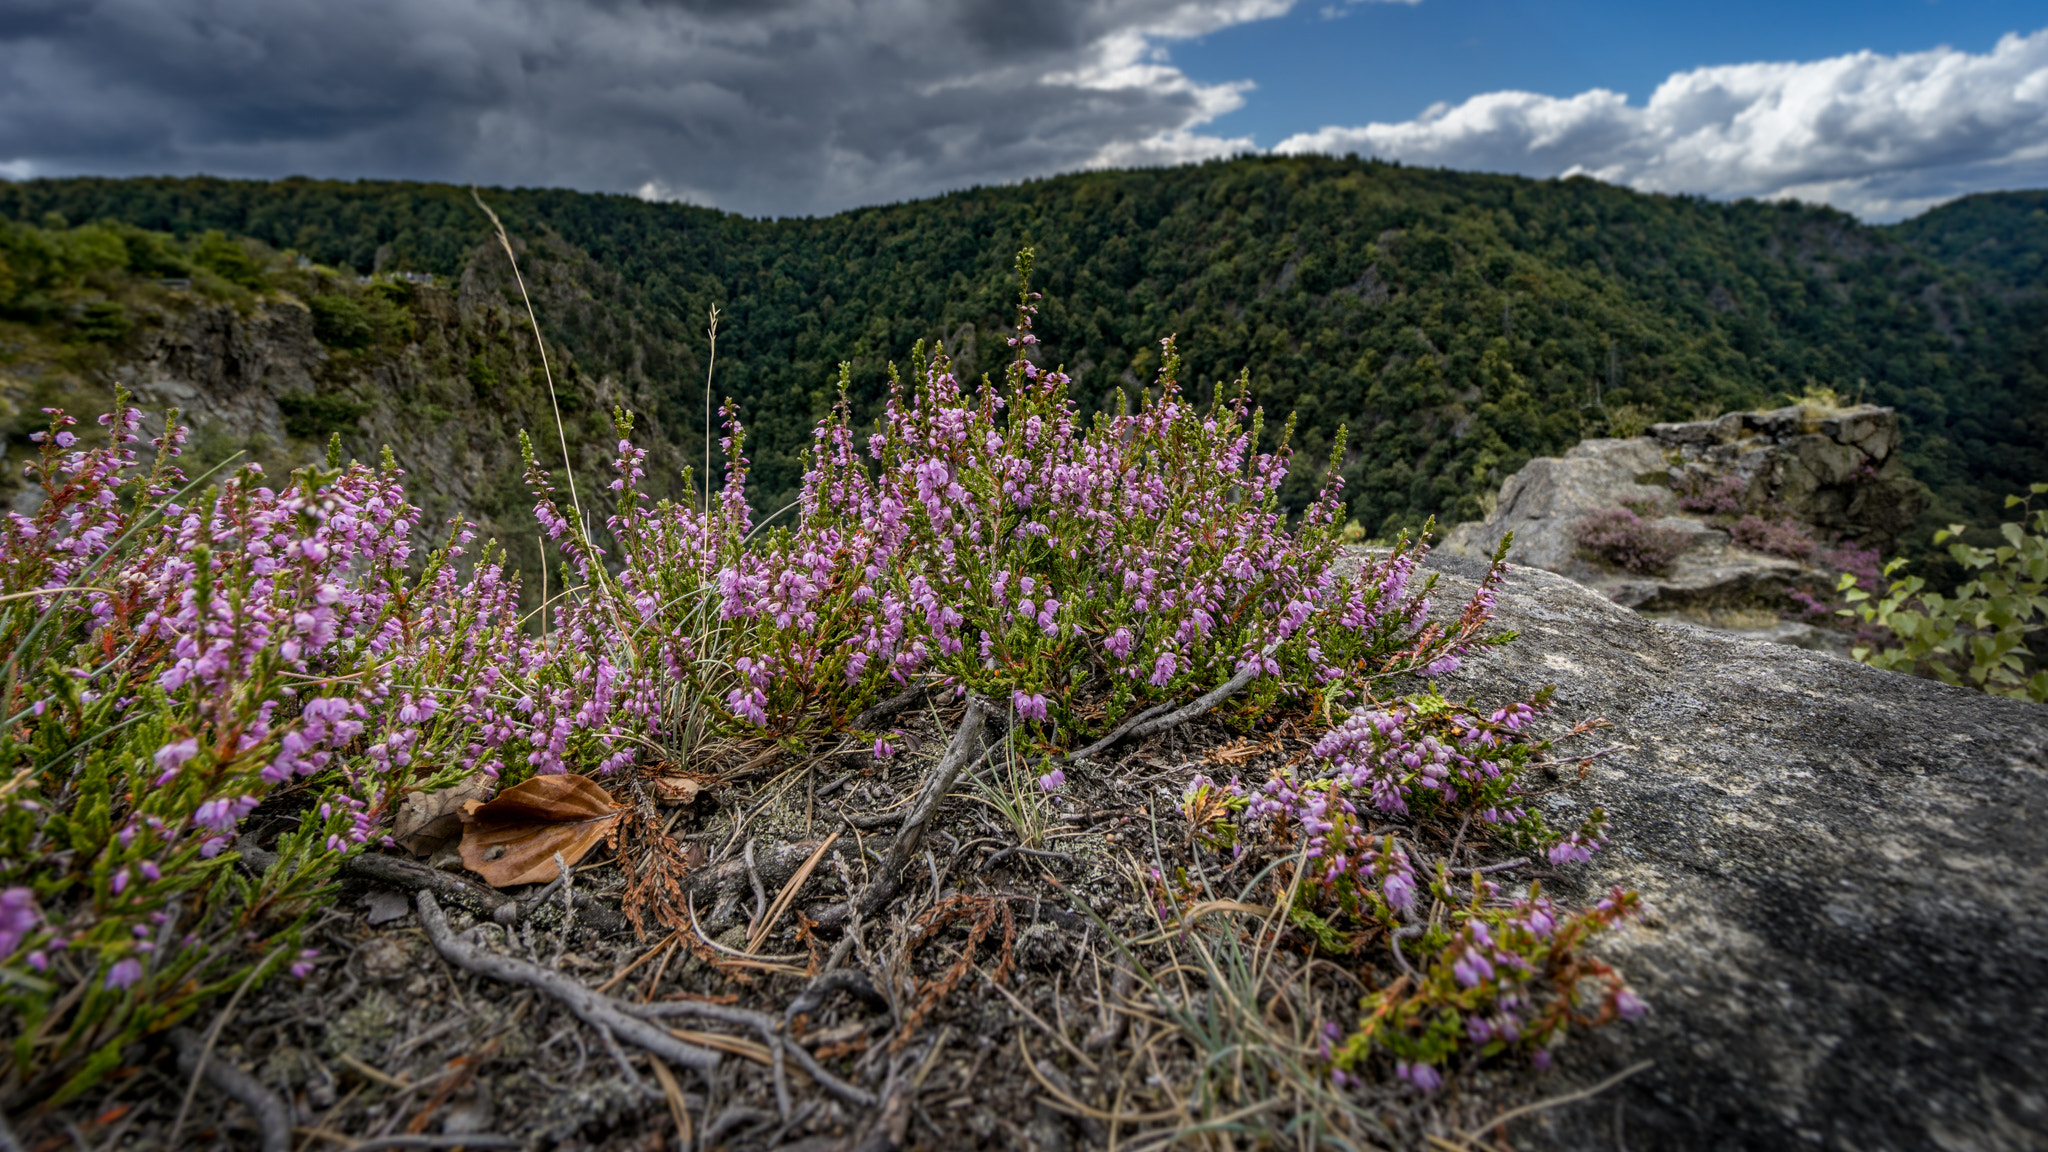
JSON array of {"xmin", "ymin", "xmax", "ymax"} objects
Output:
[
  {"xmin": 1416, "ymin": 550, "xmax": 2047, "ymax": 1151},
  {"xmin": 1442, "ymin": 405, "xmax": 1927, "ymax": 651}
]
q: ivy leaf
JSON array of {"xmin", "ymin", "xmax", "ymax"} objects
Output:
[{"xmin": 458, "ymin": 774, "xmax": 623, "ymax": 887}]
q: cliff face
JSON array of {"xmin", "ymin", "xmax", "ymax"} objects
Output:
[{"xmin": 1417, "ymin": 551, "xmax": 2047, "ymax": 1151}]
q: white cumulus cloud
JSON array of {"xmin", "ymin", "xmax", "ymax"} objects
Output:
[{"xmin": 1274, "ymin": 28, "xmax": 2048, "ymax": 220}]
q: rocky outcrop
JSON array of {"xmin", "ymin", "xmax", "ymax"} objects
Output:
[
  {"xmin": 1652, "ymin": 404, "xmax": 1925, "ymax": 548},
  {"xmin": 1442, "ymin": 405, "xmax": 1927, "ymax": 648},
  {"xmin": 119, "ymin": 297, "xmax": 321, "ymax": 448},
  {"xmin": 1418, "ymin": 551, "xmax": 2048, "ymax": 1151}
]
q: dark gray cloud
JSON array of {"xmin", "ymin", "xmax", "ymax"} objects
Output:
[{"xmin": 0, "ymin": 0, "xmax": 1290, "ymax": 216}]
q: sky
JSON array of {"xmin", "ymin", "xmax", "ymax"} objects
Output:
[{"xmin": 1, "ymin": 0, "xmax": 2044, "ymax": 222}]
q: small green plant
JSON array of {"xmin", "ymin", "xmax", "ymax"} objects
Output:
[
  {"xmin": 1602, "ymin": 402, "xmax": 1657, "ymax": 439},
  {"xmin": 960, "ymin": 728, "xmax": 1055, "ymax": 851},
  {"xmin": 1838, "ymin": 484, "xmax": 2048, "ymax": 702}
]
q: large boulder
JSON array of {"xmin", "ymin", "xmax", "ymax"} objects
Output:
[{"xmin": 1418, "ymin": 551, "xmax": 2047, "ymax": 1150}]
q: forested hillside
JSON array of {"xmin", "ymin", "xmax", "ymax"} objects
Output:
[{"xmin": 3, "ymin": 158, "xmax": 2043, "ymax": 542}]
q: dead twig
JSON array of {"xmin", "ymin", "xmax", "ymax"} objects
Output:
[
  {"xmin": 821, "ymin": 695, "xmax": 991, "ymax": 924},
  {"xmin": 413, "ymin": 891, "xmax": 719, "ymax": 1073},
  {"xmin": 294, "ymin": 1131, "xmax": 523, "ymax": 1150},
  {"xmin": 749, "ymin": 829, "xmax": 842, "ymax": 954},
  {"xmin": 986, "ymin": 845, "xmax": 1076, "ymax": 867},
  {"xmin": 1456, "ymin": 1059, "xmax": 1655, "ymax": 1142},
  {"xmin": 853, "ymin": 679, "xmax": 930, "ymax": 730},
  {"xmin": 170, "ymin": 1027, "xmax": 291, "ymax": 1152},
  {"xmin": 166, "ymin": 944, "xmax": 284, "ymax": 1148},
  {"xmin": 631, "ymin": 999, "xmax": 878, "ymax": 1107},
  {"xmin": 1068, "ymin": 645, "xmax": 1278, "ymax": 765}
]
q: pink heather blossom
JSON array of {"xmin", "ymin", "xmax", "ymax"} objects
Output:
[
  {"xmin": 104, "ymin": 958, "xmax": 143, "ymax": 989},
  {"xmin": 1038, "ymin": 767, "xmax": 1065, "ymax": 792},
  {"xmin": 152, "ymin": 738, "xmax": 199, "ymax": 780},
  {"xmin": 0, "ymin": 889, "xmax": 39, "ymax": 958},
  {"xmin": 1395, "ymin": 1061, "xmax": 1442, "ymax": 1092}
]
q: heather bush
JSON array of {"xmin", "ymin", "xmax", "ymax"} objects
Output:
[
  {"xmin": 1838, "ymin": 485, "xmax": 2048, "ymax": 702},
  {"xmin": 1185, "ymin": 689, "xmax": 1639, "ymax": 1088},
  {"xmin": 1728, "ymin": 513, "xmax": 1817, "ymax": 559},
  {"xmin": 1574, "ymin": 506, "xmax": 1686, "ymax": 574},
  {"xmin": 714, "ymin": 253, "xmax": 1507, "ymax": 745},
  {"xmin": 1674, "ymin": 473, "xmax": 1747, "ymax": 517},
  {"xmin": 0, "ymin": 405, "xmax": 551, "ymax": 1101}
]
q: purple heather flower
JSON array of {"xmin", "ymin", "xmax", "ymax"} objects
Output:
[
  {"xmin": 104, "ymin": 958, "xmax": 143, "ymax": 990},
  {"xmin": 873, "ymin": 738, "xmax": 896, "ymax": 759},
  {"xmin": 0, "ymin": 888, "xmax": 38, "ymax": 958},
  {"xmin": 1616, "ymin": 988, "xmax": 1648, "ymax": 1021},
  {"xmin": 193, "ymin": 795, "xmax": 259, "ymax": 835},
  {"xmin": 152, "ymin": 737, "xmax": 199, "ymax": 781},
  {"xmin": 1038, "ymin": 767, "xmax": 1065, "ymax": 792},
  {"xmin": 1395, "ymin": 1061, "xmax": 1442, "ymax": 1092}
]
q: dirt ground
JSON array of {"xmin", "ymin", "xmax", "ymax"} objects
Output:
[{"xmin": 8, "ymin": 692, "xmax": 1596, "ymax": 1152}]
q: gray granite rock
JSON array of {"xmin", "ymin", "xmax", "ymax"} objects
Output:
[{"xmin": 1419, "ymin": 551, "xmax": 2047, "ymax": 1151}]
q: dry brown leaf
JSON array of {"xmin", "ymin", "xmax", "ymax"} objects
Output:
[
  {"xmin": 651, "ymin": 774, "xmax": 703, "ymax": 805},
  {"xmin": 459, "ymin": 773, "xmax": 624, "ymax": 887},
  {"xmin": 1205, "ymin": 737, "xmax": 1266, "ymax": 764},
  {"xmin": 392, "ymin": 774, "xmax": 493, "ymax": 856}
]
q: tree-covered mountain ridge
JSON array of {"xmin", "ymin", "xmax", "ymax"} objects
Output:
[{"xmin": 2, "ymin": 159, "xmax": 2042, "ymax": 546}]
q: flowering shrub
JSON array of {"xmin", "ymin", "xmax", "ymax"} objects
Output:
[
  {"xmin": 1201, "ymin": 690, "xmax": 1639, "ymax": 1086},
  {"xmin": 1573, "ymin": 506, "xmax": 1686, "ymax": 574},
  {"xmin": 1729, "ymin": 513, "xmax": 1816, "ymax": 559},
  {"xmin": 0, "ymin": 399, "xmax": 744, "ymax": 1099},
  {"xmin": 1674, "ymin": 473, "xmax": 1746, "ymax": 517},
  {"xmin": 714, "ymin": 252, "xmax": 1509, "ymax": 744},
  {"xmin": 1329, "ymin": 885, "xmax": 1643, "ymax": 1089}
]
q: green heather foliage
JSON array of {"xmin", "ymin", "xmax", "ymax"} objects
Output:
[
  {"xmin": 3, "ymin": 161, "xmax": 2043, "ymax": 540},
  {"xmin": 1839, "ymin": 484, "xmax": 2048, "ymax": 702}
]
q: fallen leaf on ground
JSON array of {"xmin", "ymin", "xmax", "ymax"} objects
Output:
[
  {"xmin": 393, "ymin": 774, "xmax": 493, "ymax": 855},
  {"xmin": 459, "ymin": 773, "xmax": 624, "ymax": 887},
  {"xmin": 361, "ymin": 889, "xmax": 413, "ymax": 925},
  {"xmin": 651, "ymin": 773, "xmax": 704, "ymax": 805}
]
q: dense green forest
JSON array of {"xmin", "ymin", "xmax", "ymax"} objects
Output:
[{"xmin": 3, "ymin": 159, "xmax": 2043, "ymax": 541}]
